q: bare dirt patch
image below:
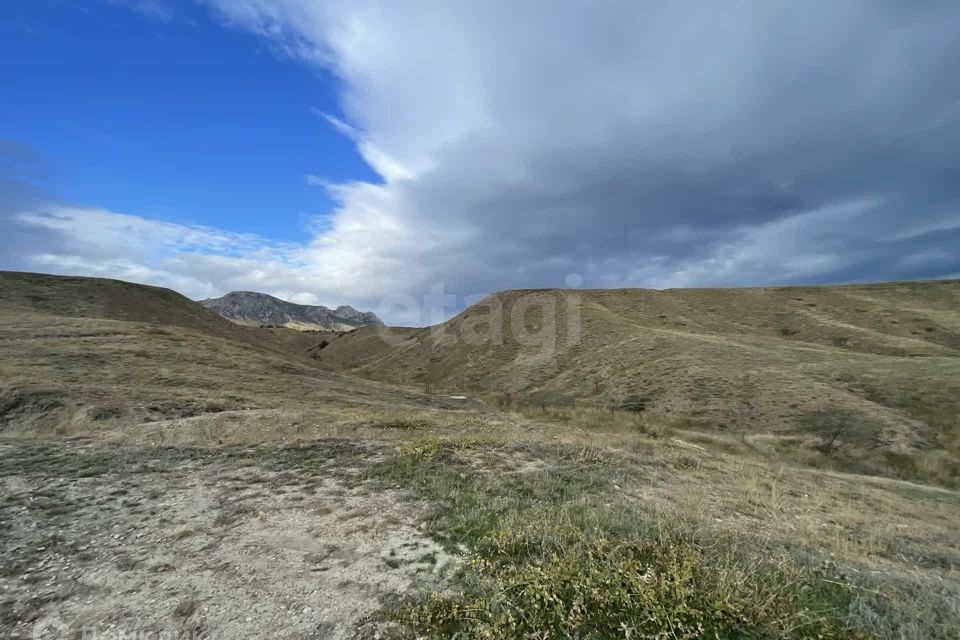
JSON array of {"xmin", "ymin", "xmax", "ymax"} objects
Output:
[{"xmin": 0, "ymin": 440, "xmax": 456, "ymax": 640}]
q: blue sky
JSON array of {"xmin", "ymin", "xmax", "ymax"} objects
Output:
[
  {"xmin": 1, "ymin": 0, "xmax": 375, "ymax": 242},
  {"xmin": 1, "ymin": 1, "xmax": 959, "ymax": 324}
]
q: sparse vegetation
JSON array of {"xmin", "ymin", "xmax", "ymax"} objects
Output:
[
  {"xmin": 361, "ymin": 438, "xmax": 956, "ymax": 639},
  {"xmin": 1, "ymin": 272, "xmax": 958, "ymax": 638},
  {"xmin": 397, "ymin": 526, "xmax": 864, "ymax": 639},
  {"xmin": 319, "ymin": 281, "xmax": 960, "ymax": 490},
  {"xmin": 370, "ymin": 414, "xmax": 434, "ymax": 431},
  {"xmin": 802, "ymin": 408, "xmax": 889, "ymax": 457},
  {"xmin": 397, "ymin": 434, "xmax": 490, "ymax": 459},
  {"xmin": 2, "ymin": 431, "xmax": 957, "ymax": 639},
  {"xmin": 508, "ymin": 400, "xmax": 676, "ymax": 439}
]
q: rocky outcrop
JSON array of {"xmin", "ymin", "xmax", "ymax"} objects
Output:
[{"xmin": 200, "ymin": 291, "xmax": 382, "ymax": 331}]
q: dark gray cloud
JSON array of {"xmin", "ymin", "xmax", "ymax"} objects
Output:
[
  {"xmin": 202, "ymin": 0, "xmax": 960, "ymax": 301},
  {"xmin": 378, "ymin": 1, "xmax": 960, "ymax": 293}
]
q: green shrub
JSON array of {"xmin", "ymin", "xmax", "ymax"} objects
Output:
[
  {"xmin": 398, "ymin": 435, "xmax": 490, "ymax": 459},
  {"xmin": 370, "ymin": 414, "xmax": 434, "ymax": 430},
  {"xmin": 394, "ymin": 524, "xmax": 867, "ymax": 639},
  {"xmin": 367, "ymin": 442, "xmax": 881, "ymax": 639}
]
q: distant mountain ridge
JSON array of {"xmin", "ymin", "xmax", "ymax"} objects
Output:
[{"xmin": 200, "ymin": 291, "xmax": 383, "ymax": 331}]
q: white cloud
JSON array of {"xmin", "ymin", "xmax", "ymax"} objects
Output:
[
  {"xmin": 7, "ymin": 205, "xmax": 299, "ymax": 298},
  {"xmin": 312, "ymin": 109, "xmax": 358, "ymax": 141},
  {"xmin": 3, "ymin": 202, "xmax": 465, "ymax": 323}
]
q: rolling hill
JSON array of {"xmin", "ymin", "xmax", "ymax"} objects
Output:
[
  {"xmin": 2, "ymin": 271, "xmax": 959, "ymax": 640},
  {"xmin": 320, "ymin": 281, "xmax": 960, "ymax": 482},
  {"xmin": 0, "ymin": 271, "xmax": 425, "ymax": 436},
  {"xmin": 3, "ymin": 271, "xmax": 958, "ymax": 482}
]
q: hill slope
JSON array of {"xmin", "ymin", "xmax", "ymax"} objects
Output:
[
  {"xmin": 200, "ymin": 291, "xmax": 382, "ymax": 331},
  {"xmin": 2, "ymin": 272, "xmax": 958, "ymax": 639},
  {"xmin": 0, "ymin": 271, "xmax": 424, "ymax": 435},
  {"xmin": 320, "ymin": 281, "xmax": 960, "ymax": 483}
]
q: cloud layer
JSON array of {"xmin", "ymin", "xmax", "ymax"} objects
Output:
[{"xmin": 4, "ymin": 1, "xmax": 960, "ymax": 323}]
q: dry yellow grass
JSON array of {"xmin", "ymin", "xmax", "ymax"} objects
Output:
[
  {"xmin": 321, "ymin": 282, "xmax": 960, "ymax": 486},
  {"xmin": 0, "ymin": 271, "xmax": 444, "ymax": 437},
  {"xmin": 1, "ymin": 271, "xmax": 958, "ymax": 638}
]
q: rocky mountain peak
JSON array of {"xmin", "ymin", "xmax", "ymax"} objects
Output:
[{"xmin": 200, "ymin": 291, "xmax": 383, "ymax": 331}]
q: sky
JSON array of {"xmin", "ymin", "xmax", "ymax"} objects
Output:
[{"xmin": 2, "ymin": 0, "xmax": 960, "ymax": 324}]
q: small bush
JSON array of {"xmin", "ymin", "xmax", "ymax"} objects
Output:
[
  {"xmin": 399, "ymin": 435, "xmax": 490, "ymax": 460},
  {"xmin": 798, "ymin": 408, "xmax": 886, "ymax": 457},
  {"xmin": 371, "ymin": 414, "xmax": 433, "ymax": 430}
]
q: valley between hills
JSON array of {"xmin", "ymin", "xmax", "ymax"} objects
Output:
[{"xmin": 2, "ymin": 270, "xmax": 958, "ymax": 639}]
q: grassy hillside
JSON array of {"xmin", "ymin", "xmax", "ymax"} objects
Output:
[
  {"xmin": 321, "ymin": 281, "xmax": 960, "ymax": 485},
  {"xmin": 0, "ymin": 271, "xmax": 438, "ymax": 436},
  {"xmin": 1, "ymin": 272, "xmax": 958, "ymax": 639}
]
